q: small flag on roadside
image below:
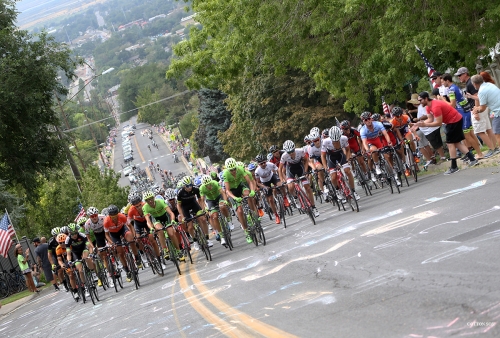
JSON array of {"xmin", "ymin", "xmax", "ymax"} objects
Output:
[
  {"xmin": 415, "ymin": 45, "xmax": 438, "ymax": 88},
  {"xmin": 0, "ymin": 214, "xmax": 15, "ymax": 258},
  {"xmin": 382, "ymin": 97, "xmax": 391, "ymax": 118},
  {"xmin": 74, "ymin": 206, "xmax": 86, "ymax": 223}
]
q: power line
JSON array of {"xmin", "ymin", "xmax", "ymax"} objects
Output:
[{"xmin": 63, "ymin": 90, "xmax": 194, "ymax": 132}]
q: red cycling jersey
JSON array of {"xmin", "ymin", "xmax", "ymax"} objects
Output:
[{"xmin": 345, "ymin": 128, "xmax": 361, "ymax": 153}]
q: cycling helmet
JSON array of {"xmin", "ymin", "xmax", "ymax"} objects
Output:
[
  {"xmin": 165, "ymin": 188, "xmax": 176, "ymax": 200},
  {"xmin": 194, "ymin": 176, "xmax": 202, "ymax": 186},
  {"xmin": 107, "ymin": 204, "xmax": 119, "ymax": 216},
  {"xmin": 391, "ymin": 106, "xmax": 404, "ymax": 117},
  {"xmin": 77, "ymin": 217, "xmax": 87, "ymax": 226},
  {"xmin": 283, "ymin": 140, "xmax": 295, "ymax": 152},
  {"xmin": 340, "ymin": 120, "xmax": 350, "ymax": 129},
  {"xmin": 310, "ymin": 131, "xmax": 320, "ymax": 140},
  {"xmin": 51, "ymin": 227, "xmax": 60, "ymax": 236},
  {"xmin": 176, "ymin": 180, "xmax": 184, "ymax": 188},
  {"xmin": 180, "ymin": 176, "xmax": 193, "ymax": 187},
  {"xmin": 153, "ymin": 186, "xmax": 164, "ymax": 195},
  {"xmin": 372, "ymin": 113, "xmax": 381, "ymax": 121},
  {"xmin": 129, "ymin": 192, "xmax": 142, "ymax": 205},
  {"xmin": 201, "ymin": 175, "xmax": 212, "ymax": 185},
  {"xmin": 360, "ymin": 111, "xmax": 371, "ymax": 120},
  {"xmin": 267, "ymin": 153, "xmax": 273, "ymax": 161},
  {"xmin": 269, "ymin": 145, "xmax": 278, "ymax": 153},
  {"xmin": 143, "ymin": 191, "xmax": 155, "ymax": 201},
  {"xmin": 75, "ymin": 224, "xmax": 82, "ymax": 232},
  {"xmin": 255, "ymin": 154, "xmax": 266, "ymax": 163},
  {"xmin": 247, "ymin": 162, "xmax": 257, "ymax": 171},
  {"xmin": 322, "ymin": 129, "xmax": 329, "ymax": 138},
  {"xmin": 310, "ymin": 127, "xmax": 320, "ymax": 135},
  {"xmin": 56, "ymin": 233, "xmax": 67, "ymax": 244},
  {"xmin": 236, "ymin": 161, "xmax": 244, "ymax": 168},
  {"xmin": 60, "ymin": 226, "xmax": 69, "ymax": 234},
  {"xmin": 218, "ymin": 172, "xmax": 224, "ymax": 180},
  {"xmin": 101, "ymin": 208, "xmax": 109, "ymax": 216},
  {"xmin": 225, "ymin": 158, "xmax": 237, "ymax": 170},
  {"xmin": 86, "ymin": 206, "xmax": 99, "ymax": 216},
  {"xmin": 210, "ymin": 171, "xmax": 218, "ymax": 179},
  {"xmin": 67, "ymin": 223, "xmax": 77, "ymax": 233},
  {"xmin": 304, "ymin": 135, "xmax": 311, "ymax": 143},
  {"xmin": 329, "ymin": 126, "xmax": 343, "ymax": 141}
]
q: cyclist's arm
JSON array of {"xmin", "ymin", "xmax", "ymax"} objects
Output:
[
  {"xmin": 66, "ymin": 247, "xmax": 72, "ymax": 263},
  {"xmin": 166, "ymin": 207, "xmax": 176, "ymax": 223},
  {"xmin": 418, "ymin": 114, "xmax": 441, "ymax": 128},
  {"xmin": 144, "ymin": 213, "xmax": 154, "ymax": 230},
  {"xmin": 48, "ymin": 250, "xmax": 55, "ymax": 266},
  {"xmin": 394, "ymin": 128, "xmax": 403, "ymax": 142},
  {"xmin": 321, "ymin": 152, "xmax": 328, "ymax": 170},
  {"xmin": 362, "ymin": 138, "xmax": 370, "ymax": 152},
  {"xmin": 344, "ymin": 145, "xmax": 352, "ymax": 159},
  {"xmin": 105, "ymin": 232, "xmax": 113, "ymax": 245},
  {"xmin": 85, "ymin": 239, "xmax": 95, "ymax": 253},
  {"xmin": 279, "ymin": 162, "xmax": 286, "ymax": 182},
  {"xmin": 126, "ymin": 220, "xmax": 136, "ymax": 238},
  {"xmin": 57, "ymin": 256, "xmax": 65, "ymax": 268},
  {"xmin": 224, "ymin": 181, "xmax": 235, "ymax": 199},
  {"xmin": 244, "ymin": 172, "xmax": 256, "ymax": 191},
  {"xmin": 177, "ymin": 201, "xmax": 186, "ymax": 220},
  {"xmin": 381, "ymin": 129, "xmax": 392, "ymax": 145}
]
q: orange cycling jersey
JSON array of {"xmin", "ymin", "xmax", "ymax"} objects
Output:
[
  {"xmin": 103, "ymin": 214, "xmax": 128, "ymax": 233},
  {"xmin": 128, "ymin": 203, "xmax": 146, "ymax": 223},
  {"xmin": 55, "ymin": 245, "xmax": 65, "ymax": 257},
  {"xmin": 391, "ymin": 115, "xmax": 410, "ymax": 130}
]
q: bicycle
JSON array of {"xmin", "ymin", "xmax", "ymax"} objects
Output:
[
  {"xmin": 332, "ymin": 162, "xmax": 359, "ymax": 212},
  {"xmin": 181, "ymin": 213, "xmax": 212, "ymax": 261},
  {"xmin": 270, "ymin": 185, "xmax": 287, "ymax": 228},
  {"xmin": 310, "ymin": 171, "xmax": 324, "ymax": 204},
  {"xmin": 116, "ymin": 240, "xmax": 140, "ymax": 290},
  {"xmin": 91, "ymin": 250, "xmax": 110, "ymax": 291},
  {"xmin": 207, "ymin": 206, "xmax": 233, "ymax": 251},
  {"xmin": 81, "ymin": 258, "xmax": 100, "ymax": 305},
  {"xmin": 289, "ymin": 173, "xmax": 316, "ymax": 224},
  {"xmin": 240, "ymin": 196, "xmax": 266, "ymax": 246},
  {"xmin": 322, "ymin": 170, "xmax": 345, "ymax": 211},
  {"xmin": 101, "ymin": 246, "xmax": 123, "ymax": 293},
  {"xmin": 403, "ymin": 138, "xmax": 419, "ymax": 182},
  {"xmin": 389, "ymin": 145, "xmax": 409, "ymax": 188},
  {"xmin": 376, "ymin": 147, "xmax": 400, "ymax": 194},
  {"xmin": 156, "ymin": 223, "xmax": 182, "ymax": 275},
  {"xmin": 174, "ymin": 222, "xmax": 194, "ymax": 263},
  {"xmin": 67, "ymin": 260, "xmax": 86, "ymax": 303},
  {"xmin": 350, "ymin": 155, "xmax": 373, "ymax": 196},
  {"xmin": 137, "ymin": 233, "xmax": 164, "ymax": 276}
]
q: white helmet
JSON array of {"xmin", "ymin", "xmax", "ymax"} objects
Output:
[
  {"xmin": 329, "ymin": 126, "xmax": 343, "ymax": 141},
  {"xmin": 310, "ymin": 127, "xmax": 320, "ymax": 135},
  {"xmin": 165, "ymin": 188, "xmax": 176, "ymax": 200},
  {"xmin": 201, "ymin": 175, "xmax": 212, "ymax": 185},
  {"xmin": 283, "ymin": 140, "xmax": 295, "ymax": 152},
  {"xmin": 310, "ymin": 131, "xmax": 320, "ymax": 140}
]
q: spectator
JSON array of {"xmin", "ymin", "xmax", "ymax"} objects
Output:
[
  {"xmin": 31, "ymin": 264, "xmax": 46, "ymax": 288},
  {"xmin": 471, "ymin": 74, "xmax": 500, "ymax": 159},
  {"xmin": 416, "ymin": 91, "xmax": 478, "ymax": 175},
  {"xmin": 15, "ymin": 244, "xmax": 39, "ymax": 293},
  {"xmin": 456, "ymin": 67, "xmax": 497, "ymax": 157},
  {"xmin": 430, "ymin": 72, "xmax": 449, "ymax": 98},
  {"xmin": 441, "ymin": 73, "xmax": 484, "ymax": 160},
  {"xmin": 34, "ymin": 237, "xmax": 60, "ymax": 291}
]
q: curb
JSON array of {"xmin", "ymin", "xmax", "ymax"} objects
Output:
[{"xmin": 0, "ymin": 292, "xmax": 37, "ymax": 317}]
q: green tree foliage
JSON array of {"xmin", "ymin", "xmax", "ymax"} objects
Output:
[
  {"xmin": 22, "ymin": 166, "xmax": 128, "ymax": 238},
  {"xmin": 0, "ymin": 0, "xmax": 77, "ymax": 193},
  {"xmin": 179, "ymin": 109, "xmax": 199, "ymax": 142},
  {"xmin": 194, "ymin": 89, "xmax": 230, "ymax": 163},
  {"xmin": 219, "ymin": 70, "xmax": 347, "ymax": 159},
  {"xmin": 135, "ymin": 86, "xmax": 164, "ymax": 124},
  {"xmin": 0, "ymin": 179, "xmax": 25, "ymax": 227},
  {"xmin": 168, "ymin": 0, "xmax": 500, "ymax": 112}
]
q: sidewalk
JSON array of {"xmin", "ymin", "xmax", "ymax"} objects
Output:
[{"xmin": 0, "ymin": 292, "xmax": 37, "ymax": 317}]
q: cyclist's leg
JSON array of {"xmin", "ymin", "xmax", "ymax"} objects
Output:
[
  {"xmin": 207, "ymin": 199, "xmax": 222, "ymax": 233},
  {"xmin": 95, "ymin": 232, "xmax": 109, "ymax": 271},
  {"xmin": 230, "ymin": 185, "xmax": 247, "ymax": 229},
  {"xmin": 82, "ymin": 250, "xmax": 95, "ymax": 271},
  {"xmin": 110, "ymin": 230, "xmax": 128, "ymax": 271},
  {"xmin": 154, "ymin": 221, "xmax": 168, "ymax": 250},
  {"xmin": 123, "ymin": 229, "xmax": 139, "ymax": 257},
  {"xmin": 166, "ymin": 225, "xmax": 180, "ymax": 250}
]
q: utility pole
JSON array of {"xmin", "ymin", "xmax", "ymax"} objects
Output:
[{"xmin": 55, "ymin": 125, "xmax": 83, "ymax": 193}]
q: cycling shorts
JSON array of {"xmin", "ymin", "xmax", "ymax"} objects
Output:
[
  {"xmin": 206, "ymin": 195, "xmax": 224, "ymax": 212},
  {"xmin": 230, "ymin": 183, "xmax": 248, "ymax": 198},
  {"xmin": 181, "ymin": 203, "xmax": 202, "ymax": 219},
  {"xmin": 261, "ymin": 174, "xmax": 281, "ymax": 196},
  {"xmin": 326, "ymin": 151, "xmax": 350, "ymax": 173},
  {"xmin": 286, "ymin": 164, "xmax": 309, "ymax": 184},
  {"xmin": 152, "ymin": 212, "xmax": 171, "ymax": 226},
  {"xmin": 133, "ymin": 220, "xmax": 150, "ymax": 235},
  {"xmin": 367, "ymin": 137, "xmax": 387, "ymax": 150},
  {"xmin": 108, "ymin": 226, "xmax": 131, "ymax": 244},
  {"xmin": 94, "ymin": 231, "xmax": 106, "ymax": 248}
]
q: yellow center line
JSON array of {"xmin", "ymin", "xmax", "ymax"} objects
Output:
[
  {"xmin": 132, "ymin": 135, "xmax": 154, "ymax": 180},
  {"xmin": 172, "ymin": 264, "xmax": 187, "ymax": 338},
  {"xmin": 189, "ymin": 255, "xmax": 298, "ymax": 338}
]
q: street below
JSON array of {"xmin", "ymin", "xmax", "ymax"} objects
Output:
[{"xmin": 2, "ymin": 120, "xmax": 500, "ymax": 337}]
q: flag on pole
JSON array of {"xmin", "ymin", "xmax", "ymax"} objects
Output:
[
  {"xmin": 0, "ymin": 214, "xmax": 15, "ymax": 258},
  {"xmin": 335, "ymin": 117, "xmax": 341, "ymax": 127},
  {"xmin": 382, "ymin": 100, "xmax": 391, "ymax": 118},
  {"xmin": 74, "ymin": 206, "xmax": 86, "ymax": 223},
  {"xmin": 415, "ymin": 45, "xmax": 438, "ymax": 88}
]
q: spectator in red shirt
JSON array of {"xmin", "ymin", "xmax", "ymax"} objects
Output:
[{"xmin": 415, "ymin": 91, "xmax": 478, "ymax": 175}]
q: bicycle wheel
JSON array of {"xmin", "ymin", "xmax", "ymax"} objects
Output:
[
  {"xmin": 354, "ymin": 160, "xmax": 372, "ymax": 196},
  {"xmin": 74, "ymin": 271, "xmax": 86, "ymax": 304},
  {"xmin": 341, "ymin": 176, "xmax": 359, "ymax": 212},
  {"xmin": 166, "ymin": 239, "xmax": 181, "ymax": 275},
  {"xmin": 311, "ymin": 173, "xmax": 323, "ymax": 204},
  {"xmin": 407, "ymin": 149, "xmax": 419, "ymax": 182},
  {"xmin": 83, "ymin": 267, "xmax": 97, "ymax": 305},
  {"xmin": 219, "ymin": 216, "xmax": 232, "ymax": 250},
  {"xmin": 297, "ymin": 188, "xmax": 316, "ymax": 225},
  {"xmin": 64, "ymin": 271, "xmax": 78, "ymax": 301},
  {"xmin": 0, "ymin": 278, "xmax": 9, "ymax": 298},
  {"xmin": 107, "ymin": 256, "xmax": 117, "ymax": 292},
  {"xmin": 180, "ymin": 230, "xmax": 194, "ymax": 263},
  {"xmin": 196, "ymin": 225, "xmax": 212, "ymax": 261},
  {"xmin": 381, "ymin": 160, "xmax": 394, "ymax": 194},
  {"xmin": 394, "ymin": 152, "xmax": 409, "ymax": 187},
  {"xmin": 276, "ymin": 194, "xmax": 287, "ymax": 229},
  {"xmin": 385, "ymin": 160, "xmax": 400, "ymax": 194},
  {"xmin": 145, "ymin": 245, "xmax": 164, "ymax": 276},
  {"xmin": 126, "ymin": 253, "xmax": 139, "ymax": 290},
  {"xmin": 94, "ymin": 256, "xmax": 108, "ymax": 290}
]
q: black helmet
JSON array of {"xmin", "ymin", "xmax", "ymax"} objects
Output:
[
  {"xmin": 269, "ymin": 145, "xmax": 278, "ymax": 153},
  {"xmin": 360, "ymin": 111, "xmax": 371, "ymax": 120},
  {"xmin": 108, "ymin": 204, "xmax": 119, "ymax": 216},
  {"xmin": 391, "ymin": 106, "xmax": 403, "ymax": 117},
  {"xmin": 372, "ymin": 113, "xmax": 381, "ymax": 121},
  {"xmin": 129, "ymin": 193, "xmax": 142, "ymax": 205},
  {"xmin": 322, "ymin": 129, "xmax": 329, "ymax": 137},
  {"xmin": 255, "ymin": 154, "xmax": 266, "ymax": 163},
  {"xmin": 340, "ymin": 120, "xmax": 350, "ymax": 128}
]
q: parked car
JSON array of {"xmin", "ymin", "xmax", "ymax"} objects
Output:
[
  {"xmin": 122, "ymin": 165, "xmax": 133, "ymax": 176},
  {"xmin": 124, "ymin": 154, "xmax": 133, "ymax": 162},
  {"xmin": 123, "ymin": 145, "xmax": 133, "ymax": 153}
]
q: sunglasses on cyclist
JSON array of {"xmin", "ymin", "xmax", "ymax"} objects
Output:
[
  {"xmin": 312, "ymin": 138, "xmax": 320, "ymax": 142},
  {"xmin": 287, "ymin": 150, "xmax": 295, "ymax": 154},
  {"xmin": 363, "ymin": 118, "xmax": 372, "ymax": 122},
  {"xmin": 145, "ymin": 197, "xmax": 154, "ymax": 203},
  {"xmin": 259, "ymin": 161, "xmax": 266, "ymax": 165},
  {"xmin": 90, "ymin": 213, "xmax": 98, "ymax": 218}
]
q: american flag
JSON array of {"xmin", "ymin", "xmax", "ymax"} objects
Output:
[
  {"xmin": 415, "ymin": 45, "xmax": 438, "ymax": 88},
  {"xmin": 74, "ymin": 205, "xmax": 86, "ymax": 223},
  {"xmin": 0, "ymin": 213, "xmax": 15, "ymax": 258},
  {"xmin": 382, "ymin": 100, "xmax": 391, "ymax": 118}
]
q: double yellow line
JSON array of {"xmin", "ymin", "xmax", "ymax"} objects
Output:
[
  {"xmin": 133, "ymin": 135, "xmax": 154, "ymax": 180},
  {"xmin": 176, "ymin": 252, "xmax": 297, "ymax": 337}
]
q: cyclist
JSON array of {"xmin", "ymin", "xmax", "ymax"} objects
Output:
[
  {"xmin": 373, "ymin": 113, "xmax": 404, "ymax": 185},
  {"xmin": 55, "ymin": 233, "xmax": 79, "ymax": 299},
  {"xmin": 164, "ymin": 188, "xmax": 181, "ymax": 221},
  {"xmin": 321, "ymin": 126, "xmax": 361, "ymax": 202},
  {"xmin": 103, "ymin": 205, "xmax": 143, "ymax": 282},
  {"xmin": 143, "ymin": 191, "xmax": 184, "ymax": 261},
  {"xmin": 199, "ymin": 175, "xmax": 234, "ymax": 246},
  {"xmin": 268, "ymin": 145, "xmax": 284, "ymax": 166},
  {"xmin": 390, "ymin": 107, "xmax": 416, "ymax": 165},
  {"xmin": 279, "ymin": 140, "xmax": 320, "ymax": 217},
  {"xmin": 148, "ymin": 145, "xmax": 151, "ymax": 151},
  {"xmin": 223, "ymin": 157, "xmax": 257, "ymax": 244},
  {"xmin": 154, "ymin": 186, "xmax": 165, "ymax": 200},
  {"xmin": 360, "ymin": 111, "xmax": 399, "ymax": 183},
  {"xmin": 210, "ymin": 171, "xmax": 220, "ymax": 183},
  {"xmin": 47, "ymin": 227, "xmax": 68, "ymax": 291},
  {"xmin": 64, "ymin": 223, "xmax": 95, "ymax": 295},
  {"xmin": 341, "ymin": 120, "xmax": 370, "ymax": 180},
  {"xmin": 254, "ymin": 153, "xmax": 284, "ymax": 224},
  {"xmin": 307, "ymin": 130, "xmax": 328, "ymax": 200},
  {"xmin": 127, "ymin": 193, "xmax": 164, "ymax": 268},
  {"xmin": 84, "ymin": 207, "xmax": 112, "ymax": 287},
  {"xmin": 177, "ymin": 176, "xmax": 212, "ymax": 250}
]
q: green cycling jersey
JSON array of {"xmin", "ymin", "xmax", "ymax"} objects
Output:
[
  {"xmin": 200, "ymin": 180, "xmax": 223, "ymax": 201},
  {"xmin": 142, "ymin": 198, "xmax": 169, "ymax": 218},
  {"xmin": 222, "ymin": 167, "xmax": 249, "ymax": 189}
]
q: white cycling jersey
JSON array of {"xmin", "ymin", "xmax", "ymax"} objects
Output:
[
  {"xmin": 255, "ymin": 162, "xmax": 278, "ymax": 183},
  {"xmin": 307, "ymin": 141, "xmax": 322, "ymax": 160},
  {"xmin": 280, "ymin": 148, "xmax": 307, "ymax": 166},
  {"xmin": 321, "ymin": 136, "xmax": 349, "ymax": 153},
  {"xmin": 84, "ymin": 215, "xmax": 106, "ymax": 234}
]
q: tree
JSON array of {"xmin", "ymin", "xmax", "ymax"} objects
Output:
[
  {"xmin": 194, "ymin": 89, "xmax": 230, "ymax": 163},
  {"xmin": 0, "ymin": 0, "xmax": 77, "ymax": 194},
  {"xmin": 135, "ymin": 86, "xmax": 165, "ymax": 124},
  {"xmin": 168, "ymin": 0, "xmax": 500, "ymax": 112}
]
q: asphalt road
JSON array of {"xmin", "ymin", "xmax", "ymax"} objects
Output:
[{"xmin": 2, "ymin": 120, "xmax": 500, "ymax": 337}]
